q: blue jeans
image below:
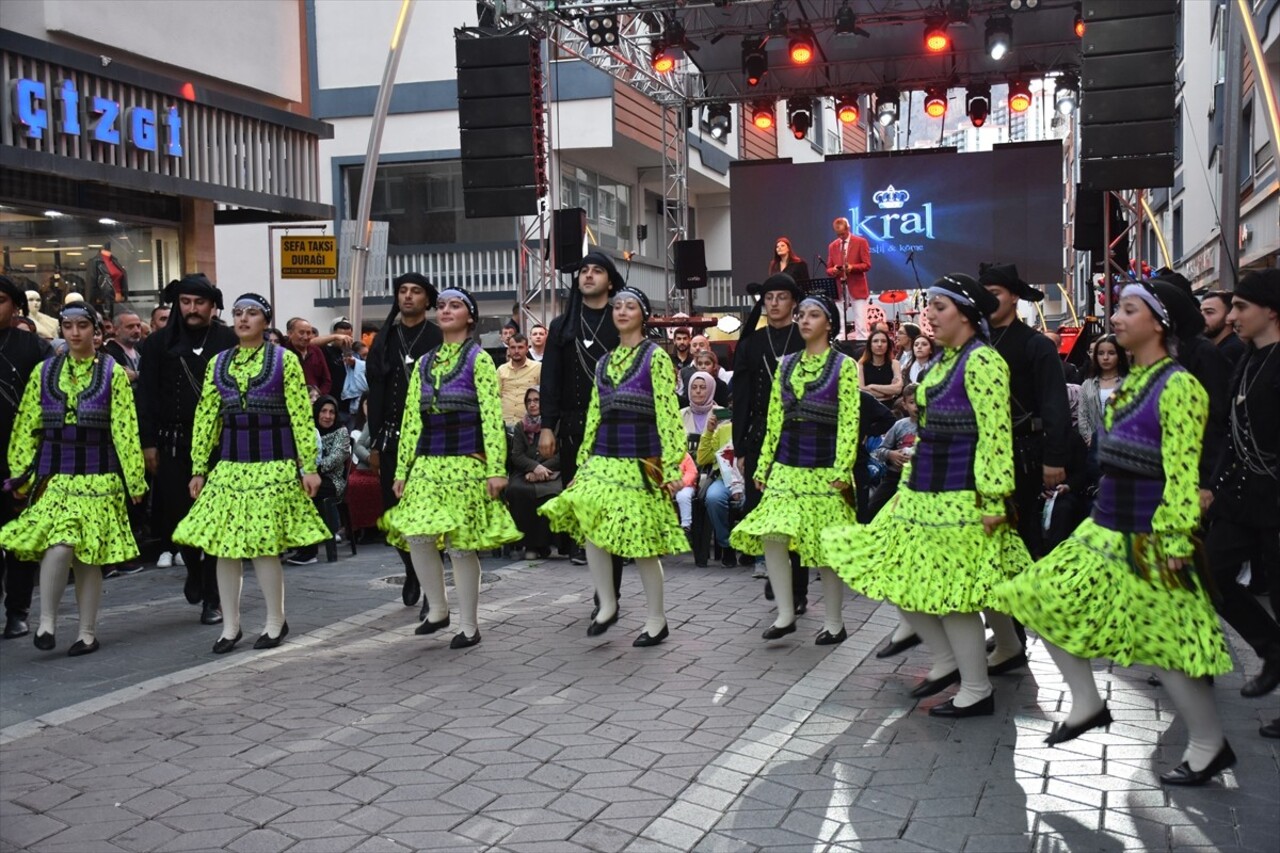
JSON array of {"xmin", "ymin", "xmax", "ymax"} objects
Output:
[{"xmin": 705, "ymin": 478, "xmax": 742, "ymax": 548}]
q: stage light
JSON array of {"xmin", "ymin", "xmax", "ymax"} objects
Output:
[
  {"xmin": 706, "ymin": 103, "xmax": 732, "ymax": 140},
  {"xmin": 966, "ymin": 84, "xmax": 991, "ymax": 127},
  {"xmin": 767, "ymin": 2, "xmax": 788, "ymax": 37},
  {"xmin": 947, "ymin": 0, "xmax": 971, "ymax": 24},
  {"xmin": 789, "ymin": 29, "xmax": 815, "ymax": 65},
  {"xmin": 751, "ymin": 101, "xmax": 775, "ymax": 130},
  {"xmin": 986, "ymin": 17, "xmax": 1013, "ymax": 61},
  {"xmin": 787, "ymin": 97, "xmax": 813, "ymax": 139},
  {"xmin": 1054, "ymin": 73, "xmax": 1079, "ymax": 115},
  {"xmin": 651, "ymin": 44, "xmax": 676, "ymax": 74},
  {"xmin": 1008, "ymin": 0, "xmax": 1038, "ymax": 8},
  {"xmin": 1074, "ymin": 4, "xmax": 1085, "ymax": 37},
  {"xmin": 835, "ymin": 0, "xmax": 857, "ymax": 35},
  {"xmin": 1008, "ymin": 79, "xmax": 1032, "ymax": 113},
  {"xmin": 586, "ymin": 14, "xmax": 618, "ymax": 48},
  {"xmin": 924, "ymin": 18, "xmax": 950, "ymax": 53},
  {"xmin": 836, "ymin": 95, "xmax": 860, "ymax": 124},
  {"xmin": 924, "ymin": 86, "xmax": 948, "ymax": 118},
  {"xmin": 875, "ymin": 87, "xmax": 899, "ymax": 126},
  {"xmin": 742, "ymin": 37, "xmax": 768, "ymax": 86}
]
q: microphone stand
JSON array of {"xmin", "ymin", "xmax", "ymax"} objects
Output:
[{"xmin": 821, "ymin": 244, "xmax": 853, "ymax": 343}]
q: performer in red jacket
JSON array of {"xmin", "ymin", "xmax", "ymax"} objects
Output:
[{"xmin": 826, "ymin": 217, "xmax": 872, "ymax": 342}]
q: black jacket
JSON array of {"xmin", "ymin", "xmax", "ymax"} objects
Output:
[
  {"xmin": 991, "ymin": 320, "xmax": 1071, "ymax": 468},
  {"xmin": 0, "ymin": 328, "xmax": 53, "ymax": 481},
  {"xmin": 540, "ymin": 304, "xmax": 618, "ymax": 436},
  {"xmin": 136, "ymin": 320, "xmax": 238, "ymax": 447},
  {"xmin": 365, "ymin": 318, "xmax": 442, "ymax": 447}
]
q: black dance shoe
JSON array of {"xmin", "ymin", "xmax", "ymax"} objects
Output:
[
  {"xmin": 910, "ymin": 669, "xmax": 961, "ymax": 698},
  {"xmin": 402, "ymin": 572, "xmax": 420, "ymax": 606},
  {"xmin": 33, "ymin": 631, "xmax": 55, "ymax": 651},
  {"xmin": 1260, "ymin": 719, "xmax": 1280, "ymax": 739},
  {"xmin": 1160, "ymin": 741, "xmax": 1237, "ymax": 786},
  {"xmin": 4, "ymin": 615, "xmax": 30, "ymax": 639},
  {"xmin": 1045, "ymin": 706, "xmax": 1113, "ymax": 746},
  {"xmin": 875, "ymin": 632, "xmax": 922, "ymax": 659},
  {"xmin": 450, "ymin": 630, "xmax": 481, "ymax": 649},
  {"xmin": 200, "ymin": 604, "xmax": 223, "ymax": 625},
  {"xmin": 762, "ymin": 622, "xmax": 797, "ymax": 640},
  {"xmin": 587, "ymin": 611, "xmax": 618, "ymax": 637},
  {"xmin": 253, "ymin": 621, "xmax": 289, "ymax": 650},
  {"xmin": 633, "ymin": 624, "xmax": 669, "ymax": 647},
  {"xmin": 1240, "ymin": 657, "xmax": 1280, "ymax": 698},
  {"xmin": 988, "ymin": 651, "xmax": 1030, "ymax": 676},
  {"xmin": 67, "ymin": 638, "xmax": 100, "ymax": 657},
  {"xmin": 815, "ymin": 627, "xmax": 848, "ymax": 646},
  {"xmin": 929, "ymin": 693, "xmax": 995, "ymax": 718},
  {"xmin": 795, "ymin": 598, "xmax": 808, "ymax": 616},
  {"xmin": 183, "ymin": 567, "xmax": 202, "ymax": 605},
  {"xmin": 415, "ymin": 614, "xmax": 450, "ymax": 636},
  {"xmin": 212, "ymin": 631, "xmax": 243, "ymax": 655}
]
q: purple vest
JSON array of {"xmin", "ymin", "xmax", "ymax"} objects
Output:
[
  {"xmin": 1092, "ymin": 360, "xmax": 1179, "ymax": 533},
  {"xmin": 213, "ymin": 345, "xmax": 298, "ymax": 463},
  {"xmin": 35, "ymin": 355, "xmax": 120, "ymax": 476},
  {"xmin": 776, "ymin": 350, "xmax": 844, "ymax": 467},
  {"xmin": 592, "ymin": 341, "xmax": 662, "ymax": 458},
  {"xmin": 908, "ymin": 340, "xmax": 982, "ymax": 493},
  {"xmin": 417, "ymin": 341, "xmax": 484, "ymax": 457}
]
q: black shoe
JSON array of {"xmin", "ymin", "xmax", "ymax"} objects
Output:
[
  {"xmin": 415, "ymin": 614, "xmax": 450, "ymax": 635},
  {"xmin": 570, "ymin": 549, "xmax": 588, "ymax": 566},
  {"xmin": 450, "ymin": 630, "xmax": 481, "ymax": 649},
  {"xmin": 183, "ymin": 567, "xmax": 202, "ymax": 604},
  {"xmin": 720, "ymin": 548, "xmax": 737, "ymax": 568},
  {"xmin": 762, "ymin": 622, "xmax": 797, "ymax": 640},
  {"xmin": 402, "ymin": 572, "xmax": 420, "ymax": 606},
  {"xmin": 253, "ymin": 621, "xmax": 289, "ymax": 650},
  {"xmin": 212, "ymin": 631, "xmax": 243, "ymax": 654},
  {"xmin": 1240, "ymin": 657, "xmax": 1280, "ymax": 698},
  {"xmin": 1160, "ymin": 741, "xmax": 1237, "ymax": 786},
  {"xmin": 419, "ymin": 598, "xmax": 430, "ymax": 622},
  {"xmin": 985, "ymin": 636, "xmax": 997, "ymax": 653},
  {"xmin": 988, "ymin": 651, "xmax": 1030, "ymax": 676},
  {"xmin": 929, "ymin": 692, "xmax": 995, "ymax": 718},
  {"xmin": 1045, "ymin": 706, "xmax": 1113, "ymax": 746},
  {"xmin": 200, "ymin": 604, "xmax": 223, "ymax": 625},
  {"xmin": 875, "ymin": 633, "xmax": 922, "ymax": 659},
  {"xmin": 816, "ymin": 627, "xmax": 848, "ymax": 646},
  {"xmin": 795, "ymin": 598, "xmax": 808, "ymax": 616},
  {"xmin": 33, "ymin": 631, "xmax": 55, "ymax": 651},
  {"xmin": 587, "ymin": 610, "xmax": 618, "ymax": 637},
  {"xmin": 1260, "ymin": 719, "xmax": 1280, "ymax": 739},
  {"xmin": 739, "ymin": 553, "xmax": 755, "ymax": 567},
  {"xmin": 67, "ymin": 638, "xmax": 100, "ymax": 657},
  {"xmin": 764, "ymin": 581, "xmax": 774, "ymax": 601},
  {"xmin": 910, "ymin": 669, "xmax": 961, "ymax": 698},
  {"xmin": 3, "ymin": 615, "xmax": 30, "ymax": 639},
  {"xmin": 633, "ymin": 624, "xmax": 669, "ymax": 647},
  {"xmin": 1147, "ymin": 673, "xmax": 1163, "ymax": 687}
]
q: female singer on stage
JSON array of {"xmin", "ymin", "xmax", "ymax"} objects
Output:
[
  {"xmin": 174, "ymin": 293, "xmax": 329, "ymax": 654},
  {"xmin": 1, "ymin": 304, "xmax": 145, "ymax": 656},
  {"xmin": 541, "ymin": 286, "xmax": 687, "ymax": 647},
  {"xmin": 824, "ymin": 274, "xmax": 1030, "ymax": 717},
  {"xmin": 768, "ymin": 237, "xmax": 810, "ymax": 285},
  {"xmin": 995, "ymin": 282, "xmax": 1234, "ymax": 785},
  {"xmin": 730, "ymin": 294, "xmax": 860, "ymax": 644},
  {"xmin": 382, "ymin": 287, "xmax": 520, "ymax": 649}
]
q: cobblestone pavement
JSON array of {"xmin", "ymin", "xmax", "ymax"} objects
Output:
[{"xmin": 1, "ymin": 547, "xmax": 1277, "ymax": 852}]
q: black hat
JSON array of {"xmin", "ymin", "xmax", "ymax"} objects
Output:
[
  {"xmin": 1235, "ymin": 269, "xmax": 1280, "ymax": 311},
  {"xmin": 163, "ymin": 273, "xmax": 223, "ymax": 310},
  {"xmin": 436, "ymin": 286, "xmax": 478, "ymax": 319},
  {"xmin": 928, "ymin": 273, "xmax": 999, "ymax": 337},
  {"xmin": 1151, "ymin": 268, "xmax": 1194, "ymax": 298},
  {"xmin": 753, "ymin": 273, "xmax": 805, "ymax": 302},
  {"xmin": 393, "ymin": 272, "xmax": 438, "ymax": 308},
  {"xmin": 1148, "ymin": 278, "xmax": 1204, "ymax": 338},
  {"xmin": 579, "ymin": 251, "xmax": 624, "ymax": 293},
  {"xmin": 0, "ymin": 275, "xmax": 27, "ymax": 316},
  {"xmin": 798, "ymin": 292, "xmax": 840, "ymax": 340},
  {"xmin": 232, "ymin": 292, "xmax": 274, "ymax": 323},
  {"xmin": 978, "ymin": 262, "xmax": 1043, "ymax": 302},
  {"xmin": 612, "ymin": 285, "xmax": 652, "ymax": 321},
  {"xmin": 60, "ymin": 301, "xmax": 102, "ymax": 330}
]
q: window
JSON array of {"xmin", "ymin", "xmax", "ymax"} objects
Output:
[
  {"xmin": 1172, "ymin": 204, "xmax": 1183, "ymax": 262},
  {"xmin": 342, "ymin": 161, "xmax": 516, "ymax": 246},
  {"xmin": 1239, "ymin": 100, "xmax": 1254, "ymax": 187},
  {"xmin": 559, "ymin": 165, "xmax": 632, "ymax": 252}
]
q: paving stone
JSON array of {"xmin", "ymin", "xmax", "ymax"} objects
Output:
[{"xmin": 225, "ymin": 828, "xmax": 297, "ymax": 853}]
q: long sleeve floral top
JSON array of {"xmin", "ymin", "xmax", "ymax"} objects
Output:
[
  {"xmin": 579, "ymin": 343, "xmax": 685, "ymax": 485},
  {"xmin": 757, "ymin": 348, "xmax": 861, "ymax": 485}
]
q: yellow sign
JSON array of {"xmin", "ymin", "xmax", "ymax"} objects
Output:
[{"xmin": 280, "ymin": 235, "xmax": 337, "ymax": 279}]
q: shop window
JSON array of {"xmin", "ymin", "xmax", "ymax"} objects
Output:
[
  {"xmin": 342, "ymin": 161, "xmax": 516, "ymax": 247},
  {"xmin": 1172, "ymin": 204, "xmax": 1183, "ymax": 262},
  {"xmin": 559, "ymin": 165, "xmax": 632, "ymax": 252}
]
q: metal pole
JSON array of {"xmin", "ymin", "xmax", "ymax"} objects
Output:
[
  {"xmin": 1101, "ymin": 191, "xmax": 1111, "ymax": 332},
  {"xmin": 347, "ymin": 0, "xmax": 416, "ymax": 333},
  {"xmin": 1218, "ymin": 0, "xmax": 1243, "ymax": 290}
]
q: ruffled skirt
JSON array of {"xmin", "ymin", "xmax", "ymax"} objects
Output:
[
  {"xmin": 380, "ymin": 455, "xmax": 520, "ymax": 552},
  {"xmin": 0, "ymin": 473, "xmax": 139, "ymax": 565},
  {"xmin": 730, "ymin": 463, "xmax": 856, "ymax": 566}
]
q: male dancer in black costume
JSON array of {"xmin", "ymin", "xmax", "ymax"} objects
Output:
[
  {"xmin": 365, "ymin": 273, "xmax": 442, "ymax": 608},
  {"xmin": 138, "ymin": 274, "xmax": 237, "ymax": 625},
  {"xmin": 0, "ymin": 276, "xmax": 52, "ymax": 639}
]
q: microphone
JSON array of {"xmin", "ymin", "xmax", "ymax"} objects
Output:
[{"xmin": 904, "ymin": 250, "xmax": 914, "ymax": 265}]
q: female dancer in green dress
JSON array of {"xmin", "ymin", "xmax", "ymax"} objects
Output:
[
  {"xmin": 995, "ymin": 282, "xmax": 1235, "ymax": 785},
  {"xmin": 540, "ymin": 286, "xmax": 687, "ymax": 647},
  {"xmin": 382, "ymin": 287, "xmax": 519, "ymax": 649},
  {"xmin": 824, "ymin": 274, "xmax": 1031, "ymax": 717},
  {"xmin": 175, "ymin": 293, "xmax": 328, "ymax": 654},
  {"xmin": 1, "ymin": 304, "xmax": 145, "ymax": 656},
  {"xmin": 730, "ymin": 294, "xmax": 860, "ymax": 644}
]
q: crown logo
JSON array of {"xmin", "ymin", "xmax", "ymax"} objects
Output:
[{"xmin": 873, "ymin": 185, "xmax": 910, "ymax": 209}]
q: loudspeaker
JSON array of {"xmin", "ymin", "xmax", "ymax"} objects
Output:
[
  {"xmin": 553, "ymin": 208, "xmax": 587, "ymax": 273},
  {"xmin": 673, "ymin": 240, "xmax": 708, "ymax": 289},
  {"xmin": 1072, "ymin": 188, "xmax": 1130, "ymax": 267}
]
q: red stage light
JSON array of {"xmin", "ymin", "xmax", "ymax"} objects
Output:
[
  {"xmin": 1008, "ymin": 80, "xmax": 1032, "ymax": 113},
  {"xmin": 836, "ymin": 97, "xmax": 860, "ymax": 124},
  {"xmin": 924, "ymin": 87, "xmax": 947, "ymax": 118},
  {"xmin": 789, "ymin": 35, "xmax": 814, "ymax": 65},
  {"xmin": 1074, "ymin": 4, "xmax": 1085, "ymax": 37},
  {"xmin": 652, "ymin": 46, "xmax": 676, "ymax": 74},
  {"xmin": 752, "ymin": 103, "xmax": 775, "ymax": 130},
  {"xmin": 924, "ymin": 20, "xmax": 950, "ymax": 53}
]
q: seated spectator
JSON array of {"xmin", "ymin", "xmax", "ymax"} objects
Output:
[
  {"xmin": 696, "ymin": 411, "xmax": 745, "ymax": 567},
  {"xmin": 678, "ymin": 350, "xmax": 731, "ymax": 407},
  {"xmin": 905, "ymin": 335, "xmax": 936, "ymax": 383},
  {"xmin": 506, "ymin": 387, "xmax": 563, "ymax": 560},
  {"xmin": 866, "ymin": 384, "xmax": 920, "ymax": 520},
  {"xmin": 498, "ymin": 334, "xmax": 541, "ymax": 426},
  {"xmin": 674, "ymin": 452, "xmax": 699, "ymax": 542},
  {"xmin": 287, "ymin": 396, "xmax": 350, "ymax": 565},
  {"xmin": 858, "ymin": 328, "xmax": 904, "ymax": 404},
  {"xmin": 680, "ymin": 371, "xmax": 717, "ymax": 453}
]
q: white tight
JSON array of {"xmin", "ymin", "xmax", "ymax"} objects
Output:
[
  {"xmin": 902, "ymin": 610, "xmax": 993, "ymax": 707},
  {"xmin": 216, "ymin": 556, "xmax": 285, "ymax": 640},
  {"xmin": 586, "ymin": 540, "xmax": 666, "ymax": 635},
  {"xmin": 763, "ymin": 537, "xmax": 794, "ymax": 630},
  {"xmin": 38, "ymin": 545, "xmax": 102, "ymax": 644}
]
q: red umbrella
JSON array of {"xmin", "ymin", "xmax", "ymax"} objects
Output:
[{"xmin": 878, "ymin": 290, "xmax": 909, "ymax": 304}]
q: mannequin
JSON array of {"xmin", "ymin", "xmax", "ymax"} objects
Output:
[{"xmin": 24, "ymin": 291, "xmax": 58, "ymax": 340}]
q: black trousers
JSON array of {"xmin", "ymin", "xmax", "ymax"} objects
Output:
[
  {"xmin": 560, "ymin": 417, "xmax": 622, "ymax": 599},
  {"xmin": 743, "ymin": 451, "xmax": 808, "ymax": 602},
  {"xmin": 292, "ymin": 480, "xmax": 339, "ymax": 561},
  {"xmin": 154, "ymin": 437, "xmax": 218, "ymax": 606},
  {"xmin": 0, "ymin": 496, "xmax": 35, "ymax": 619},
  {"xmin": 377, "ymin": 441, "xmax": 416, "ymax": 576},
  {"xmin": 1011, "ymin": 435, "xmax": 1047, "ymax": 560},
  {"xmin": 1207, "ymin": 517, "xmax": 1280, "ymax": 662}
]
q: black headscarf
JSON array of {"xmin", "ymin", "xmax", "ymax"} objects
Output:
[
  {"xmin": 373, "ymin": 273, "xmax": 439, "ymax": 378},
  {"xmin": 1236, "ymin": 269, "xmax": 1280, "ymax": 311},
  {"xmin": 926, "ymin": 273, "xmax": 998, "ymax": 339},
  {"xmin": 313, "ymin": 395, "xmax": 342, "ymax": 435},
  {"xmin": 557, "ymin": 251, "xmax": 626, "ymax": 345},
  {"xmin": 161, "ymin": 273, "xmax": 225, "ymax": 352}
]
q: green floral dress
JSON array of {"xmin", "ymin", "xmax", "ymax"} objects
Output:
[
  {"xmin": 0, "ymin": 356, "xmax": 146, "ymax": 564},
  {"xmin": 173, "ymin": 345, "xmax": 329, "ymax": 558},
  {"xmin": 823, "ymin": 340, "xmax": 1031, "ymax": 613},
  {"xmin": 993, "ymin": 361, "xmax": 1232, "ymax": 676},
  {"xmin": 540, "ymin": 343, "xmax": 688, "ymax": 558},
  {"xmin": 730, "ymin": 348, "xmax": 861, "ymax": 566},
  {"xmin": 379, "ymin": 342, "xmax": 520, "ymax": 552}
]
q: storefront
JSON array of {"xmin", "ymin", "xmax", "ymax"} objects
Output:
[{"xmin": 1, "ymin": 28, "xmax": 332, "ymax": 315}]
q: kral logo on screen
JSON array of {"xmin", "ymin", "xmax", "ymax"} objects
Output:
[{"xmin": 850, "ymin": 183, "xmax": 934, "ymax": 243}]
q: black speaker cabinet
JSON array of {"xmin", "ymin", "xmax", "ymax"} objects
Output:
[
  {"xmin": 673, "ymin": 240, "xmax": 708, "ymax": 289},
  {"xmin": 554, "ymin": 208, "xmax": 587, "ymax": 273}
]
